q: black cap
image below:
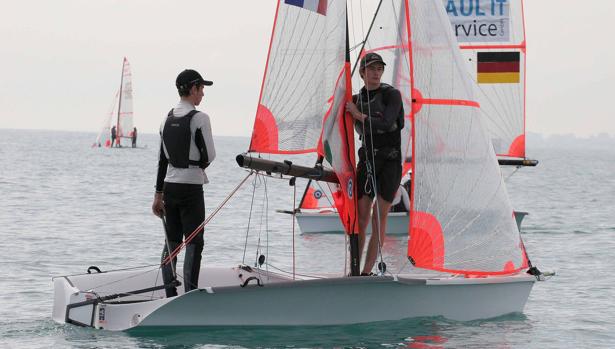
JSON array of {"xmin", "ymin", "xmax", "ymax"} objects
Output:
[
  {"xmin": 176, "ymin": 69, "xmax": 213, "ymax": 91},
  {"xmin": 360, "ymin": 52, "xmax": 386, "ymax": 69}
]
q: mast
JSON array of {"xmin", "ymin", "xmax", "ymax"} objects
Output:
[
  {"xmin": 350, "ymin": 0, "xmax": 383, "ymax": 76},
  {"xmin": 115, "ymin": 57, "xmax": 126, "ymax": 146},
  {"xmin": 346, "ymin": 8, "xmax": 360, "ymax": 277}
]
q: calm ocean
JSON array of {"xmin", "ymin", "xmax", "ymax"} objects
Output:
[{"xmin": 0, "ymin": 129, "xmax": 613, "ymax": 348}]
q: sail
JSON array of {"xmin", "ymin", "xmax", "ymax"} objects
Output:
[
  {"xmin": 443, "ymin": 0, "xmax": 526, "ymax": 158},
  {"xmin": 116, "ymin": 57, "xmax": 134, "ymax": 145},
  {"xmin": 249, "ymin": 0, "xmax": 348, "ymax": 154},
  {"xmin": 362, "ymin": 0, "xmax": 526, "ymax": 275},
  {"xmin": 300, "ymin": 181, "xmax": 334, "ymax": 209},
  {"xmin": 248, "ymin": 0, "xmax": 357, "ymax": 234},
  {"xmin": 94, "ymin": 90, "xmax": 119, "ymax": 148}
]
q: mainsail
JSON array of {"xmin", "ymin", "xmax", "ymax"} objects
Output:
[
  {"xmin": 116, "ymin": 57, "xmax": 134, "ymax": 145},
  {"xmin": 94, "ymin": 90, "xmax": 119, "ymax": 148},
  {"xmin": 361, "ymin": 0, "xmax": 527, "ymax": 275},
  {"xmin": 443, "ymin": 0, "xmax": 527, "ymax": 158},
  {"xmin": 248, "ymin": 0, "xmax": 357, "ymax": 235}
]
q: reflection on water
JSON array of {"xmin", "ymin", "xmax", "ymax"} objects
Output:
[{"xmin": 123, "ymin": 314, "xmax": 530, "ymax": 348}]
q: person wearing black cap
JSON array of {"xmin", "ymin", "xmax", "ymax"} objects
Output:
[
  {"xmin": 346, "ymin": 52, "xmax": 404, "ymax": 276},
  {"xmin": 152, "ymin": 69, "xmax": 216, "ymax": 297}
]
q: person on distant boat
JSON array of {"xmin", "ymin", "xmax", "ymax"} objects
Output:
[
  {"xmin": 152, "ymin": 69, "xmax": 216, "ymax": 297},
  {"xmin": 111, "ymin": 125, "xmax": 117, "ymax": 147},
  {"xmin": 131, "ymin": 127, "xmax": 137, "ymax": 148},
  {"xmin": 346, "ymin": 52, "xmax": 404, "ymax": 276}
]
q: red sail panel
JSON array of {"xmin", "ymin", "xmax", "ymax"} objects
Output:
[
  {"xmin": 319, "ymin": 63, "xmax": 358, "ymax": 234},
  {"xmin": 300, "ymin": 183, "xmax": 333, "ymax": 210}
]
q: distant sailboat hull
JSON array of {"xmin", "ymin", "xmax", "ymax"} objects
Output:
[
  {"xmin": 53, "ymin": 267, "xmax": 535, "ymax": 331},
  {"xmin": 294, "ymin": 210, "xmax": 528, "ymax": 234}
]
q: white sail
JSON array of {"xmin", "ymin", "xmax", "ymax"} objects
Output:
[
  {"xmin": 351, "ymin": 0, "xmax": 528, "ymax": 274},
  {"xmin": 116, "ymin": 57, "xmax": 134, "ymax": 145},
  {"xmin": 443, "ymin": 0, "xmax": 527, "ymax": 158},
  {"xmin": 248, "ymin": 0, "xmax": 358, "ymax": 234},
  {"xmin": 249, "ymin": 0, "xmax": 347, "ymax": 154},
  {"xmin": 94, "ymin": 90, "xmax": 119, "ymax": 148},
  {"xmin": 406, "ymin": 0, "xmax": 527, "ymax": 274}
]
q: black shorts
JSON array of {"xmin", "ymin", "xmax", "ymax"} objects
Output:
[{"xmin": 356, "ymin": 147, "xmax": 402, "ymax": 203}]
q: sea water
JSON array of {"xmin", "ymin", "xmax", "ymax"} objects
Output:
[{"xmin": 0, "ymin": 129, "xmax": 613, "ymax": 348}]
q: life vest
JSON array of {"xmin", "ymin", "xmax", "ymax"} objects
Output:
[
  {"xmin": 162, "ymin": 109, "xmax": 209, "ymax": 169},
  {"xmin": 356, "ymin": 83, "xmax": 404, "ymax": 134},
  {"xmin": 355, "ymin": 83, "xmax": 404, "ymax": 151}
]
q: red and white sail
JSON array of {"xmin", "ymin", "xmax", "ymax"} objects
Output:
[
  {"xmin": 249, "ymin": 0, "xmax": 357, "ymax": 234},
  {"xmin": 443, "ymin": 0, "xmax": 527, "ymax": 158},
  {"xmin": 300, "ymin": 181, "xmax": 333, "ymax": 210},
  {"xmin": 362, "ymin": 0, "xmax": 527, "ymax": 275},
  {"xmin": 116, "ymin": 57, "xmax": 134, "ymax": 145}
]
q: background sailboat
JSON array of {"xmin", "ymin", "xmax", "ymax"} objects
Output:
[
  {"xmin": 93, "ymin": 57, "xmax": 136, "ymax": 148},
  {"xmin": 54, "ymin": 0, "xmax": 541, "ymax": 330},
  {"xmin": 446, "ymin": 0, "xmax": 528, "ymax": 158}
]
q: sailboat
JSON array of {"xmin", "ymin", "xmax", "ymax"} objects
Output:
[
  {"xmin": 93, "ymin": 57, "xmax": 136, "ymax": 148},
  {"xmin": 290, "ymin": 177, "xmax": 412, "ymax": 234},
  {"xmin": 54, "ymin": 0, "xmax": 543, "ymax": 331},
  {"xmin": 292, "ymin": 0, "xmax": 535, "ymax": 234}
]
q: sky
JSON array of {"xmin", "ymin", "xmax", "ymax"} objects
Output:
[{"xmin": 1, "ymin": 0, "xmax": 614, "ymax": 138}]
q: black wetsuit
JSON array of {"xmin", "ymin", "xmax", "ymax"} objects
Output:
[
  {"xmin": 111, "ymin": 126, "xmax": 117, "ymax": 147},
  {"xmin": 131, "ymin": 128, "xmax": 137, "ymax": 148},
  {"xmin": 354, "ymin": 83, "xmax": 404, "ymax": 203},
  {"xmin": 156, "ymin": 108, "xmax": 212, "ymax": 297}
]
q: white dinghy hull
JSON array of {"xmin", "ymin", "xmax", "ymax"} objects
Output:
[
  {"xmin": 296, "ymin": 210, "xmax": 409, "ymax": 235},
  {"xmin": 295, "ymin": 211, "xmax": 528, "ymax": 234},
  {"xmin": 53, "ymin": 266, "xmax": 535, "ymax": 331}
]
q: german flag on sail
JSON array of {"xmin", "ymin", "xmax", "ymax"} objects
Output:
[
  {"xmin": 477, "ymin": 52, "xmax": 520, "ymax": 84},
  {"xmin": 285, "ymin": 0, "xmax": 327, "ymax": 16}
]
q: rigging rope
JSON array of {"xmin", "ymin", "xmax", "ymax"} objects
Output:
[
  {"xmin": 504, "ymin": 166, "xmax": 521, "ymax": 182},
  {"xmin": 242, "ymin": 173, "xmax": 259, "ymax": 264},
  {"xmin": 355, "ymin": 0, "xmax": 387, "ymax": 274},
  {"xmin": 292, "ymin": 178, "xmax": 297, "ymax": 279},
  {"xmin": 163, "ymin": 171, "xmax": 253, "ymax": 266}
]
